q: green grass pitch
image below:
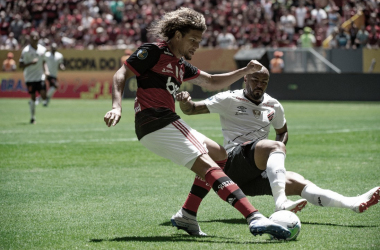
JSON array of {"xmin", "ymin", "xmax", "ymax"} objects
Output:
[{"xmin": 0, "ymin": 98, "xmax": 379, "ymax": 250}]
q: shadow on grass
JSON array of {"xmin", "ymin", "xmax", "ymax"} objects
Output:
[
  {"xmin": 159, "ymin": 218, "xmax": 246, "ymax": 227},
  {"xmin": 161, "ymin": 219, "xmax": 379, "ymax": 228},
  {"xmin": 302, "ymin": 221, "xmax": 379, "ymax": 228},
  {"xmin": 89, "ymin": 235, "xmax": 283, "ymax": 245}
]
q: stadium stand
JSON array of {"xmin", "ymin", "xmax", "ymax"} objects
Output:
[{"xmin": 0, "ymin": 0, "xmax": 378, "ymax": 51}]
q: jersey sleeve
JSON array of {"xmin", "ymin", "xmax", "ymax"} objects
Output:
[
  {"xmin": 125, "ymin": 44, "xmax": 160, "ymax": 76},
  {"xmin": 203, "ymin": 91, "xmax": 232, "ymax": 114},
  {"xmin": 182, "ymin": 60, "xmax": 200, "ymax": 81},
  {"xmin": 271, "ymin": 100, "xmax": 286, "ymax": 129}
]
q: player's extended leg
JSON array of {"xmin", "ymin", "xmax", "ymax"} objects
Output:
[
  {"xmin": 45, "ymin": 77, "xmax": 58, "ymax": 106},
  {"xmin": 286, "ymin": 171, "xmax": 380, "ymax": 213},
  {"xmin": 28, "ymin": 92, "xmax": 36, "ymax": 124},
  {"xmin": 190, "ymin": 154, "xmax": 290, "ymax": 239},
  {"xmin": 171, "ymin": 138, "xmax": 227, "ymax": 235},
  {"xmin": 254, "ymin": 140, "xmax": 307, "ymax": 212}
]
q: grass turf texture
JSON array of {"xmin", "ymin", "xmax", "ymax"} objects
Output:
[{"xmin": 0, "ymin": 98, "xmax": 379, "ymax": 250}]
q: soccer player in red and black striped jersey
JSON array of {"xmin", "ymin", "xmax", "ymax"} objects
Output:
[{"xmin": 104, "ymin": 7, "xmax": 290, "ymax": 240}]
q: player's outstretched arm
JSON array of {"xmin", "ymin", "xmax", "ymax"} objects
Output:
[
  {"xmin": 104, "ymin": 64, "xmax": 135, "ymax": 127},
  {"xmin": 189, "ymin": 60, "xmax": 263, "ymax": 91},
  {"xmin": 176, "ymin": 91, "xmax": 210, "ymax": 115}
]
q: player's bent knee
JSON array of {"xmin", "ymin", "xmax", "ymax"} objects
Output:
[
  {"xmin": 191, "ymin": 154, "xmax": 221, "ymax": 179},
  {"xmin": 286, "ymin": 171, "xmax": 311, "ymax": 195},
  {"xmin": 271, "ymin": 141, "xmax": 286, "ymax": 153},
  {"xmin": 257, "ymin": 140, "xmax": 286, "ymax": 155}
]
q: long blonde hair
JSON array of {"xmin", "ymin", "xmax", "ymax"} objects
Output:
[{"xmin": 147, "ymin": 7, "xmax": 207, "ymax": 41}]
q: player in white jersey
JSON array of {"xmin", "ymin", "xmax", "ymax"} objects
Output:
[
  {"xmin": 43, "ymin": 42, "xmax": 65, "ymax": 106},
  {"xmin": 171, "ymin": 66, "xmax": 380, "ymax": 236},
  {"xmin": 19, "ymin": 31, "xmax": 49, "ymax": 124}
]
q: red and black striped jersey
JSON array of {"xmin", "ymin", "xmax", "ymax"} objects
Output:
[{"xmin": 125, "ymin": 42, "xmax": 200, "ymax": 140}]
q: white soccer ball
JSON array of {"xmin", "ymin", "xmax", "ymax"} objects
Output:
[{"xmin": 269, "ymin": 210, "xmax": 301, "ymax": 241}]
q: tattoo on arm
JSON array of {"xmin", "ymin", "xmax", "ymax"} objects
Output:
[
  {"xmin": 192, "ymin": 102, "xmax": 210, "ymax": 115},
  {"xmin": 189, "ymin": 72, "xmax": 211, "ymax": 87},
  {"xmin": 180, "ymin": 101, "xmax": 210, "ymax": 115}
]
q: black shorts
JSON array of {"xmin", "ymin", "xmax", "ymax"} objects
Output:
[
  {"xmin": 224, "ymin": 140, "xmax": 272, "ymax": 197},
  {"xmin": 26, "ymin": 81, "xmax": 46, "ymax": 94},
  {"xmin": 46, "ymin": 76, "xmax": 58, "ymax": 88}
]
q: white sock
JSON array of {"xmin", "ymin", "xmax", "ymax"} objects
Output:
[
  {"xmin": 266, "ymin": 151, "xmax": 287, "ymax": 209},
  {"xmin": 301, "ymin": 184, "xmax": 353, "ymax": 208},
  {"xmin": 29, "ymin": 100, "xmax": 35, "ymax": 119},
  {"xmin": 47, "ymin": 86, "xmax": 56, "ymax": 99}
]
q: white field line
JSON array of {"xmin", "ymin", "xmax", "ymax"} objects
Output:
[
  {"xmin": 0, "ymin": 127, "xmax": 121, "ymax": 134},
  {"xmin": 0, "ymin": 138, "xmax": 138, "ymax": 145},
  {"xmin": 0, "ymin": 127, "xmax": 378, "ymax": 145}
]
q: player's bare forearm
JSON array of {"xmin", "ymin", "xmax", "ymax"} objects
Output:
[
  {"xmin": 104, "ymin": 65, "xmax": 131, "ymax": 127},
  {"xmin": 275, "ymin": 124, "xmax": 288, "ymax": 145},
  {"xmin": 176, "ymin": 91, "xmax": 210, "ymax": 115},
  {"xmin": 111, "ymin": 70, "xmax": 126, "ymax": 111},
  {"xmin": 276, "ymin": 132, "xmax": 288, "ymax": 145},
  {"xmin": 180, "ymin": 101, "xmax": 209, "ymax": 115},
  {"xmin": 190, "ymin": 60, "xmax": 263, "ymax": 91}
]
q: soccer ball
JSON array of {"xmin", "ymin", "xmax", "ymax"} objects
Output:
[{"xmin": 269, "ymin": 210, "xmax": 301, "ymax": 241}]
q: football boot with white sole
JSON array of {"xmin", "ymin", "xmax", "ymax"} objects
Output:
[
  {"xmin": 249, "ymin": 216, "xmax": 291, "ymax": 240},
  {"xmin": 276, "ymin": 199, "xmax": 308, "ymax": 214},
  {"xmin": 351, "ymin": 186, "xmax": 380, "ymax": 213},
  {"xmin": 171, "ymin": 208, "xmax": 207, "ymax": 236}
]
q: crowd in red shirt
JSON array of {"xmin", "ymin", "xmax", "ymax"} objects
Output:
[{"xmin": 0, "ymin": 0, "xmax": 379, "ymax": 50}]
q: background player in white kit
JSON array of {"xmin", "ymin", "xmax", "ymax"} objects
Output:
[
  {"xmin": 42, "ymin": 42, "xmax": 65, "ymax": 106},
  {"xmin": 172, "ymin": 66, "xmax": 380, "ymax": 236},
  {"xmin": 19, "ymin": 31, "xmax": 49, "ymax": 124}
]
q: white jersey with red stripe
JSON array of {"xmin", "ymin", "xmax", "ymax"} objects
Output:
[{"xmin": 204, "ymin": 89, "xmax": 286, "ymax": 153}]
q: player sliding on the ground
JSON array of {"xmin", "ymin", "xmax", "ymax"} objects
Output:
[{"xmin": 171, "ymin": 66, "xmax": 380, "ymax": 236}]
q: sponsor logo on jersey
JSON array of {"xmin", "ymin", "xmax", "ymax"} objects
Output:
[
  {"xmin": 263, "ymin": 103, "xmax": 274, "ymax": 108},
  {"xmin": 166, "ymin": 77, "xmax": 180, "ymax": 98},
  {"xmin": 164, "ymin": 50, "xmax": 173, "ymax": 56},
  {"xmin": 134, "ymin": 98, "xmax": 141, "ymax": 113},
  {"xmin": 235, "ymin": 96, "xmax": 250, "ymax": 103},
  {"xmin": 235, "ymin": 106, "xmax": 248, "ymax": 115},
  {"xmin": 137, "ymin": 49, "xmax": 148, "ymax": 60},
  {"xmin": 218, "ymin": 180, "xmax": 235, "ymax": 190},
  {"xmin": 162, "ymin": 68, "xmax": 174, "ymax": 74},
  {"xmin": 267, "ymin": 111, "xmax": 274, "ymax": 121},
  {"xmin": 207, "ymin": 96, "xmax": 215, "ymax": 101},
  {"xmin": 252, "ymin": 110, "xmax": 261, "ymax": 118}
]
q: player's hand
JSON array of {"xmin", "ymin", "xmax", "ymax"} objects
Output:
[
  {"xmin": 246, "ymin": 60, "xmax": 263, "ymax": 73},
  {"xmin": 176, "ymin": 91, "xmax": 192, "ymax": 104},
  {"xmin": 104, "ymin": 108, "xmax": 121, "ymax": 127}
]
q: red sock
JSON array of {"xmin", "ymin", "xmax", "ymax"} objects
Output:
[
  {"xmin": 204, "ymin": 167, "xmax": 258, "ymax": 218},
  {"xmin": 182, "ymin": 159, "xmax": 227, "ymax": 216}
]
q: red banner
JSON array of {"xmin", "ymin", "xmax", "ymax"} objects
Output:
[{"xmin": 0, "ymin": 72, "xmax": 115, "ymax": 99}]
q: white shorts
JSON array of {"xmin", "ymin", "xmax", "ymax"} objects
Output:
[{"xmin": 140, "ymin": 119, "xmax": 208, "ymax": 169}]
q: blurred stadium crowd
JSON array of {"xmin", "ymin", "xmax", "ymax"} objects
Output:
[{"xmin": 0, "ymin": 0, "xmax": 379, "ymax": 51}]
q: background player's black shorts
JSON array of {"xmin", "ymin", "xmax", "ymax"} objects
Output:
[
  {"xmin": 26, "ymin": 81, "xmax": 46, "ymax": 94},
  {"xmin": 224, "ymin": 140, "xmax": 272, "ymax": 197},
  {"xmin": 46, "ymin": 76, "xmax": 58, "ymax": 88}
]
